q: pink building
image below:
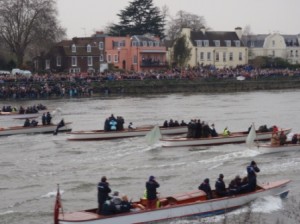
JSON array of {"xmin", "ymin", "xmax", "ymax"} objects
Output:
[{"xmin": 105, "ymin": 34, "xmax": 168, "ymax": 72}]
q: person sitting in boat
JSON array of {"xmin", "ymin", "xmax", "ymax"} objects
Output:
[
  {"xmin": 215, "ymin": 174, "xmax": 227, "ymax": 197},
  {"xmin": 210, "ymin": 124, "xmax": 218, "ymax": 137},
  {"xmin": 146, "ymin": 176, "xmax": 160, "ymax": 209},
  {"xmin": 174, "ymin": 120, "xmax": 180, "ymax": 126},
  {"xmin": 247, "ymin": 161, "xmax": 260, "ymax": 192},
  {"xmin": 109, "ymin": 119, "xmax": 117, "ymax": 131},
  {"xmin": 169, "ymin": 119, "xmax": 175, "ymax": 127},
  {"xmin": 23, "ymin": 118, "xmax": 30, "ymax": 127},
  {"xmin": 279, "ymin": 131, "xmax": 287, "ymax": 145},
  {"xmin": 163, "ymin": 120, "xmax": 168, "ymax": 127},
  {"xmin": 272, "ymin": 125, "xmax": 279, "ymax": 133},
  {"xmin": 116, "ymin": 116, "xmax": 125, "ymax": 130},
  {"xmin": 291, "ymin": 134, "xmax": 298, "ymax": 144},
  {"xmin": 228, "ymin": 179, "xmax": 239, "ymax": 195},
  {"xmin": 111, "ymin": 191, "xmax": 123, "ymax": 212},
  {"xmin": 104, "ymin": 118, "xmax": 110, "ymax": 131},
  {"xmin": 98, "ymin": 176, "xmax": 111, "ymax": 214},
  {"xmin": 180, "ymin": 120, "xmax": 187, "ymax": 126},
  {"xmin": 223, "ymin": 127, "xmax": 230, "ymax": 136},
  {"xmin": 128, "ymin": 122, "xmax": 135, "ymax": 130},
  {"xmin": 198, "ymin": 178, "xmax": 213, "ymax": 199},
  {"xmin": 271, "ymin": 131, "xmax": 280, "ymax": 146},
  {"xmin": 202, "ymin": 123, "xmax": 211, "ymax": 138},
  {"xmin": 30, "ymin": 119, "xmax": 38, "ymax": 126}
]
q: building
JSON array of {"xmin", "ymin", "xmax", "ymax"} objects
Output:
[
  {"xmin": 34, "ymin": 33, "xmax": 167, "ymax": 73},
  {"xmin": 177, "ymin": 27, "xmax": 248, "ymax": 68},
  {"xmin": 243, "ymin": 33, "xmax": 300, "ymax": 64}
]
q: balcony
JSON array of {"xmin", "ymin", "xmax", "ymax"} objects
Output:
[{"xmin": 140, "ymin": 60, "xmax": 168, "ymax": 68}]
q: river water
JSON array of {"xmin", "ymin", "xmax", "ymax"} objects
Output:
[{"xmin": 1, "ymin": 90, "xmax": 300, "ymax": 224}]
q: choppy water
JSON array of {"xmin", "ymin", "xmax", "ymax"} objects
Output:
[{"xmin": 1, "ymin": 90, "xmax": 300, "ymax": 224}]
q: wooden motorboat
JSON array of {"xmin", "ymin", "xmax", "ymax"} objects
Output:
[
  {"xmin": 160, "ymin": 128, "xmax": 292, "ymax": 147},
  {"xmin": 257, "ymin": 142, "xmax": 300, "ymax": 154},
  {"xmin": 67, "ymin": 125, "xmax": 187, "ymax": 141},
  {"xmin": 55, "ymin": 179, "xmax": 291, "ymax": 224},
  {"xmin": 0, "ymin": 122, "xmax": 72, "ymax": 136}
]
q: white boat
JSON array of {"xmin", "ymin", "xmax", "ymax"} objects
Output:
[
  {"xmin": 0, "ymin": 111, "xmax": 40, "ymax": 119},
  {"xmin": 55, "ymin": 179, "xmax": 291, "ymax": 224},
  {"xmin": 160, "ymin": 128, "xmax": 292, "ymax": 147},
  {"xmin": 67, "ymin": 125, "xmax": 187, "ymax": 141},
  {"xmin": 0, "ymin": 122, "xmax": 72, "ymax": 136},
  {"xmin": 257, "ymin": 143, "xmax": 300, "ymax": 154}
]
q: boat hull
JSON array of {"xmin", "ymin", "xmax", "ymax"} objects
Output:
[
  {"xmin": 0, "ymin": 122, "xmax": 72, "ymax": 136},
  {"xmin": 58, "ymin": 179, "xmax": 290, "ymax": 224},
  {"xmin": 67, "ymin": 126, "xmax": 187, "ymax": 141},
  {"xmin": 257, "ymin": 143, "xmax": 300, "ymax": 154},
  {"xmin": 160, "ymin": 129, "xmax": 291, "ymax": 147}
]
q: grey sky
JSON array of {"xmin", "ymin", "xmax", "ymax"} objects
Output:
[{"xmin": 56, "ymin": 0, "xmax": 300, "ymax": 38}]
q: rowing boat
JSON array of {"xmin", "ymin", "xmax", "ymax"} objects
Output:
[
  {"xmin": 160, "ymin": 128, "xmax": 292, "ymax": 147},
  {"xmin": 257, "ymin": 142, "xmax": 300, "ymax": 154},
  {"xmin": 67, "ymin": 125, "xmax": 187, "ymax": 141},
  {"xmin": 55, "ymin": 179, "xmax": 290, "ymax": 224},
  {"xmin": 0, "ymin": 122, "xmax": 72, "ymax": 136}
]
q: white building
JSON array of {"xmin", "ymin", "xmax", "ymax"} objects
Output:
[{"xmin": 178, "ymin": 27, "xmax": 248, "ymax": 68}]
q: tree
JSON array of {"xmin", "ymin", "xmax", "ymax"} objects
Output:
[
  {"xmin": 0, "ymin": 0, "xmax": 65, "ymax": 67},
  {"xmin": 166, "ymin": 10, "xmax": 207, "ymax": 45},
  {"xmin": 173, "ymin": 35, "xmax": 191, "ymax": 67},
  {"xmin": 108, "ymin": 0, "xmax": 165, "ymax": 38}
]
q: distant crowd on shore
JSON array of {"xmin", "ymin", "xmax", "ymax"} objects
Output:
[{"xmin": 1, "ymin": 66, "xmax": 300, "ymax": 100}]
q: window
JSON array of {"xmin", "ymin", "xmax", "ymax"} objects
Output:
[
  {"xmin": 45, "ymin": 59, "xmax": 50, "ymax": 70},
  {"xmin": 214, "ymin": 40, "xmax": 220, "ymax": 47},
  {"xmin": 235, "ymin": 40, "xmax": 240, "ymax": 47},
  {"xmin": 114, "ymin": 54, "xmax": 118, "ymax": 63},
  {"xmin": 196, "ymin": 40, "xmax": 202, "ymax": 47},
  {"xmin": 272, "ymin": 50, "xmax": 275, "ymax": 57},
  {"xmin": 226, "ymin": 40, "xmax": 231, "ymax": 47},
  {"xmin": 132, "ymin": 41, "xmax": 137, "ymax": 47},
  {"xmin": 229, "ymin": 52, "xmax": 233, "ymax": 61},
  {"xmin": 239, "ymin": 52, "xmax": 242, "ymax": 61},
  {"xmin": 107, "ymin": 54, "xmax": 111, "ymax": 63},
  {"xmin": 223, "ymin": 52, "xmax": 226, "ymax": 62},
  {"xmin": 149, "ymin": 41, "xmax": 153, "ymax": 47},
  {"xmin": 56, "ymin": 56, "xmax": 61, "ymax": 66},
  {"xmin": 99, "ymin": 42, "xmax": 104, "ymax": 50},
  {"xmin": 155, "ymin": 41, "xmax": 160, "ymax": 47},
  {"xmin": 215, "ymin": 52, "xmax": 219, "ymax": 61},
  {"xmin": 250, "ymin": 41, "xmax": 255, "ymax": 47},
  {"xmin": 143, "ymin": 41, "xmax": 147, "ymax": 46},
  {"xmin": 87, "ymin": 44, "xmax": 91, "ymax": 53},
  {"xmin": 72, "ymin": 44, "xmax": 76, "ymax": 53},
  {"xmin": 200, "ymin": 52, "xmax": 204, "ymax": 60},
  {"xmin": 207, "ymin": 52, "xmax": 211, "ymax": 61},
  {"xmin": 272, "ymin": 40, "xmax": 275, "ymax": 47},
  {"xmin": 204, "ymin": 40, "xmax": 209, "ymax": 47},
  {"xmin": 290, "ymin": 50, "xmax": 293, "ymax": 57},
  {"xmin": 296, "ymin": 50, "xmax": 298, "ymax": 57},
  {"xmin": 133, "ymin": 55, "xmax": 137, "ymax": 64},
  {"xmin": 100, "ymin": 54, "xmax": 104, "ymax": 61},
  {"xmin": 88, "ymin": 56, "xmax": 93, "ymax": 66},
  {"xmin": 71, "ymin": 56, "xmax": 77, "ymax": 66}
]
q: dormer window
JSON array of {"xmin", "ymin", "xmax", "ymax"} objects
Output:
[
  {"xmin": 250, "ymin": 41, "xmax": 254, "ymax": 47},
  {"xmin": 87, "ymin": 44, "xmax": 91, "ymax": 53},
  {"xmin": 204, "ymin": 40, "xmax": 209, "ymax": 47},
  {"xmin": 155, "ymin": 41, "xmax": 160, "ymax": 46},
  {"xmin": 225, "ymin": 40, "xmax": 231, "ymax": 47},
  {"xmin": 196, "ymin": 40, "xmax": 203, "ymax": 47},
  {"xmin": 72, "ymin": 44, "xmax": 76, "ymax": 53},
  {"xmin": 214, "ymin": 40, "xmax": 220, "ymax": 47},
  {"xmin": 149, "ymin": 41, "xmax": 153, "ymax": 47},
  {"xmin": 235, "ymin": 40, "xmax": 240, "ymax": 47},
  {"xmin": 132, "ymin": 41, "xmax": 137, "ymax": 47},
  {"xmin": 143, "ymin": 41, "xmax": 147, "ymax": 46}
]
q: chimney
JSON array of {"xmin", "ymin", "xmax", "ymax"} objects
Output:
[{"xmin": 235, "ymin": 27, "xmax": 242, "ymax": 40}]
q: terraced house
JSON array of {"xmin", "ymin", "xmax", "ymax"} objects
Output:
[{"xmin": 179, "ymin": 27, "xmax": 248, "ymax": 68}]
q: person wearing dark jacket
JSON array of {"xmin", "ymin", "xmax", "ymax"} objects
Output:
[
  {"xmin": 198, "ymin": 178, "xmax": 213, "ymax": 199},
  {"xmin": 146, "ymin": 176, "xmax": 160, "ymax": 209},
  {"xmin": 215, "ymin": 174, "xmax": 227, "ymax": 197},
  {"xmin": 247, "ymin": 161, "xmax": 260, "ymax": 192},
  {"xmin": 97, "ymin": 176, "xmax": 111, "ymax": 214}
]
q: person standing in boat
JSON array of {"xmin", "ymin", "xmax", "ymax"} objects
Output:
[
  {"xmin": 42, "ymin": 113, "xmax": 46, "ymax": 125},
  {"xmin": 46, "ymin": 112, "xmax": 52, "ymax": 125},
  {"xmin": 146, "ymin": 176, "xmax": 160, "ymax": 209},
  {"xmin": 223, "ymin": 127, "xmax": 230, "ymax": 136},
  {"xmin": 279, "ymin": 131, "xmax": 287, "ymax": 145},
  {"xmin": 210, "ymin": 124, "xmax": 218, "ymax": 137},
  {"xmin": 198, "ymin": 178, "xmax": 213, "ymax": 199},
  {"xmin": 97, "ymin": 176, "xmax": 111, "ymax": 214},
  {"xmin": 247, "ymin": 161, "xmax": 260, "ymax": 192}
]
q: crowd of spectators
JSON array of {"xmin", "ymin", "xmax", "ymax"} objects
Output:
[{"xmin": 0, "ymin": 66, "xmax": 300, "ymax": 100}]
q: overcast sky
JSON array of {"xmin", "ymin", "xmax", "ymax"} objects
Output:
[{"xmin": 56, "ymin": 0, "xmax": 300, "ymax": 38}]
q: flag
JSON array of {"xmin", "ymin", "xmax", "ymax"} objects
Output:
[
  {"xmin": 246, "ymin": 123, "xmax": 257, "ymax": 148},
  {"xmin": 54, "ymin": 185, "xmax": 62, "ymax": 224}
]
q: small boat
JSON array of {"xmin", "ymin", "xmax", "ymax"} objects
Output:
[
  {"xmin": 67, "ymin": 125, "xmax": 187, "ymax": 141},
  {"xmin": 0, "ymin": 122, "xmax": 72, "ymax": 136},
  {"xmin": 257, "ymin": 143, "xmax": 300, "ymax": 154},
  {"xmin": 0, "ymin": 112, "xmax": 40, "ymax": 119},
  {"xmin": 55, "ymin": 179, "xmax": 291, "ymax": 224},
  {"xmin": 160, "ymin": 128, "xmax": 292, "ymax": 147}
]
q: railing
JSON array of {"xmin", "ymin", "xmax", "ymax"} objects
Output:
[{"xmin": 140, "ymin": 61, "xmax": 168, "ymax": 67}]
